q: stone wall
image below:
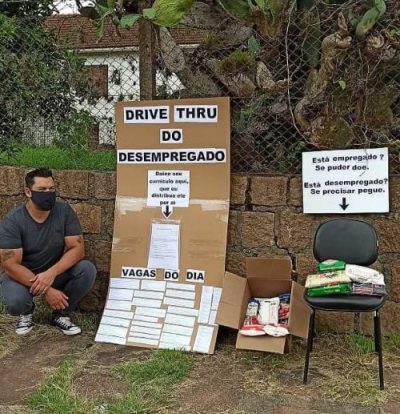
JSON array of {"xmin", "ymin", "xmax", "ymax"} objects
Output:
[{"xmin": 1, "ymin": 166, "xmax": 399, "ymax": 335}]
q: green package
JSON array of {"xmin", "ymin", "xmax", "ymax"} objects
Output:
[
  {"xmin": 307, "ymin": 283, "xmax": 351, "ymax": 297},
  {"xmin": 317, "ymin": 259, "xmax": 346, "ymax": 273}
]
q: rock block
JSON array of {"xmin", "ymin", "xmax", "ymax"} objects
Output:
[
  {"xmin": 242, "ymin": 211, "xmax": 275, "ymax": 248},
  {"xmin": 55, "ymin": 170, "xmax": 89, "ymax": 199},
  {"xmin": 93, "ymin": 172, "xmax": 116, "ymax": 200},
  {"xmin": 72, "ymin": 203, "xmax": 101, "ymax": 234},
  {"xmin": 251, "ymin": 176, "xmax": 288, "ymax": 206}
]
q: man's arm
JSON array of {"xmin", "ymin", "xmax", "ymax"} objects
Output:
[
  {"xmin": 0, "ymin": 248, "xmax": 36, "ymax": 288},
  {"xmin": 30, "ymin": 235, "xmax": 85, "ymax": 295}
]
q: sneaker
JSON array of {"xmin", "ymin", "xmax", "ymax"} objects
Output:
[
  {"xmin": 51, "ymin": 316, "xmax": 81, "ymax": 336},
  {"xmin": 16, "ymin": 313, "xmax": 33, "ymax": 335}
]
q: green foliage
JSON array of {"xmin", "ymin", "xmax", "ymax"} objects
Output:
[
  {"xmin": 216, "ymin": 49, "xmax": 256, "ymax": 76},
  {"xmin": 0, "ymin": 146, "xmax": 116, "ymax": 171},
  {"xmin": 356, "ymin": 0, "xmax": 387, "ymax": 40},
  {"xmin": 248, "ymin": 35, "xmax": 261, "ymax": 58},
  {"xmin": 0, "ymin": 12, "xmax": 90, "ymax": 155},
  {"xmin": 28, "ymin": 360, "xmax": 93, "ymax": 414},
  {"xmin": 53, "ymin": 111, "xmax": 95, "ymax": 151},
  {"xmin": 0, "ymin": 0, "xmax": 55, "ymax": 19}
]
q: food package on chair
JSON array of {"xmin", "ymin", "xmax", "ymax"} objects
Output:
[
  {"xmin": 351, "ymin": 283, "xmax": 387, "ymax": 297},
  {"xmin": 305, "ymin": 270, "xmax": 350, "ymax": 288},
  {"xmin": 317, "ymin": 259, "xmax": 346, "ymax": 273},
  {"xmin": 345, "ymin": 265, "xmax": 385, "ymax": 285},
  {"xmin": 255, "ymin": 297, "xmax": 280, "ymax": 325},
  {"xmin": 307, "ymin": 282, "xmax": 352, "ymax": 297}
]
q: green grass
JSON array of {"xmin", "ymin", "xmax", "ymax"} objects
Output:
[
  {"xmin": 108, "ymin": 349, "xmax": 194, "ymax": 413},
  {"xmin": 0, "ymin": 146, "xmax": 116, "ymax": 171},
  {"xmin": 27, "ymin": 349, "xmax": 194, "ymax": 413},
  {"xmin": 28, "ymin": 360, "xmax": 94, "ymax": 414},
  {"xmin": 346, "ymin": 333, "xmax": 375, "ymax": 354}
]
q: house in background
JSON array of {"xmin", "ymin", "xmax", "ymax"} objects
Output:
[{"xmin": 44, "ymin": 15, "xmax": 204, "ymax": 146}]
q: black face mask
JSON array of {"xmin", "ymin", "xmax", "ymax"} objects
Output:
[{"xmin": 30, "ymin": 191, "xmax": 56, "ymax": 211}]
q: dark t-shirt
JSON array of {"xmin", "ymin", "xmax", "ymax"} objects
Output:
[{"xmin": 0, "ymin": 201, "xmax": 82, "ymax": 274}]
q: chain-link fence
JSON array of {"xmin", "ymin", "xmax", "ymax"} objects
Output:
[{"xmin": 0, "ymin": 0, "xmax": 399, "ymax": 174}]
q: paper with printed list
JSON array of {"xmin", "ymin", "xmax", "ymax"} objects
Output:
[{"xmin": 147, "ymin": 222, "xmax": 180, "ymax": 270}]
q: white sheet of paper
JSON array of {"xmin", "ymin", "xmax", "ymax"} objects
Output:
[
  {"xmin": 97, "ymin": 324, "xmax": 128, "ymax": 338},
  {"xmin": 208, "ymin": 310, "xmax": 217, "ymax": 325},
  {"xmin": 131, "ymin": 321, "xmax": 162, "ymax": 329},
  {"xmin": 167, "ymin": 306, "xmax": 199, "ymax": 317},
  {"xmin": 132, "ymin": 298, "xmax": 162, "ymax": 308},
  {"xmin": 160, "ymin": 332, "xmax": 191, "ymax": 346},
  {"xmin": 95, "ymin": 334, "xmax": 126, "ymax": 345},
  {"xmin": 133, "ymin": 315, "xmax": 159, "ymax": 323},
  {"xmin": 165, "ymin": 313, "xmax": 195, "ymax": 327},
  {"xmin": 130, "ymin": 326, "xmax": 161, "ymax": 336},
  {"xmin": 159, "ymin": 343, "xmax": 191, "ymax": 351},
  {"xmin": 103, "ymin": 310, "xmax": 134, "ymax": 319},
  {"xmin": 165, "ymin": 289, "xmax": 196, "ymax": 300},
  {"xmin": 134, "ymin": 290, "xmax": 164, "ymax": 300},
  {"xmin": 192, "ymin": 325, "xmax": 214, "ymax": 353},
  {"xmin": 101, "ymin": 316, "xmax": 130, "ymax": 328},
  {"xmin": 110, "ymin": 278, "xmax": 140, "ymax": 289},
  {"xmin": 141, "ymin": 280, "xmax": 166, "ymax": 291},
  {"xmin": 105, "ymin": 300, "xmax": 132, "ymax": 311},
  {"xmin": 211, "ymin": 287, "xmax": 222, "ymax": 310},
  {"xmin": 166, "ymin": 282, "xmax": 195, "ymax": 291},
  {"xmin": 135, "ymin": 306, "xmax": 166, "ymax": 318},
  {"xmin": 163, "ymin": 324, "xmax": 193, "ymax": 336},
  {"xmin": 109, "ymin": 288, "xmax": 134, "ymax": 301},
  {"xmin": 197, "ymin": 286, "xmax": 213, "ymax": 323},
  {"xmin": 147, "ymin": 223, "xmax": 180, "ymax": 270},
  {"xmin": 129, "ymin": 332, "xmax": 160, "ymax": 339},
  {"xmin": 163, "ymin": 297, "xmax": 195, "ymax": 308},
  {"xmin": 128, "ymin": 337, "xmax": 159, "ymax": 346}
]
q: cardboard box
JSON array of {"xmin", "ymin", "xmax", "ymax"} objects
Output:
[{"xmin": 216, "ymin": 257, "xmax": 310, "ymax": 354}]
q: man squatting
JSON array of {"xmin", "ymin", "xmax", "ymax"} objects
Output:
[{"xmin": 0, "ymin": 168, "xmax": 96, "ymax": 335}]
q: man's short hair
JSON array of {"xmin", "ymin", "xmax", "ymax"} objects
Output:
[{"xmin": 25, "ymin": 168, "xmax": 53, "ymax": 189}]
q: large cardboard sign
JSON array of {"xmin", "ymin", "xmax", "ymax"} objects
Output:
[
  {"xmin": 95, "ymin": 97, "xmax": 230, "ymax": 353},
  {"xmin": 302, "ymin": 148, "xmax": 389, "ymax": 214}
]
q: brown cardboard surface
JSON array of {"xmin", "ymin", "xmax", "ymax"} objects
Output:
[
  {"xmin": 218, "ymin": 257, "xmax": 310, "ymax": 354},
  {"xmin": 216, "ymin": 272, "xmax": 250, "ymax": 330},
  {"xmin": 248, "ymin": 279, "xmax": 292, "ymax": 299},
  {"xmin": 288, "ymin": 281, "xmax": 310, "ymax": 338},
  {"xmin": 96, "ymin": 97, "xmax": 230, "ymax": 354},
  {"xmin": 236, "ymin": 333, "xmax": 286, "ymax": 353},
  {"xmin": 245, "ymin": 257, "xmax": 292, "ymax": 279}
]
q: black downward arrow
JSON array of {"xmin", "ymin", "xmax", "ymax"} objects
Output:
[
  {"xmin": 339, "ymin": 197, "xmax": 349, "ymax": 211},
  {"xmin": 161, "ymin": 204, "xmax": 173, "ymax": 218}
]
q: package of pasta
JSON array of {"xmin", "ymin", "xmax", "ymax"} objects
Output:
[{"xmin": 305, "ymin": 271, "xmax": 350, "ymax": 288}]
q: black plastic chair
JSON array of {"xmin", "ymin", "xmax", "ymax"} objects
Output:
[{"xmin": 303, "ymin": 218, "xmax": 386, "ymax": 389}]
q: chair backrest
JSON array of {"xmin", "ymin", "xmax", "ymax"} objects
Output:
[{"xmin": 313, "ymin": 218, "xmax": 378, "ymax": 266}]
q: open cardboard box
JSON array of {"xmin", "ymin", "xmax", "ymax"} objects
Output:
[{"xmin": 216, "ymin": 257, "xmax": 311, "ymax": 353}]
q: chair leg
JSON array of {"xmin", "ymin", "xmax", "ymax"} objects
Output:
[
  {"xmin": 373, "ymin": 310, "xmax": 384, "ymax": 390},
  {"xmin": 303, "ymin": 309, "xmax": 316, "ymax": 384}
]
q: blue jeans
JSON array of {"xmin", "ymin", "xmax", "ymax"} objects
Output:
[{"xmin": 1, "ymin": 260, "xmax": 96, "ymax": 317}]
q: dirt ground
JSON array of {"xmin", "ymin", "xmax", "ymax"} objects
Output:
[{"xmin": 0, "ymin": 318, "xmax": 399, "ymax": 414}]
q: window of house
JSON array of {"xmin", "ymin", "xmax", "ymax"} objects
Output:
[{"xmin": 88, "ymin": 64, "xmax": 108, "ymax": 98}]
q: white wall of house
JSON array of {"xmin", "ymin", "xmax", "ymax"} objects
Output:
[{"xmin": 78, "ymin": 49, "xmax": 183, "ymax": 145}]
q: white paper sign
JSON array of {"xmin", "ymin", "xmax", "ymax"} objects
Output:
[
  {"xmin": 147, "ymin": 170, "xmax": 190, "ymax": 213},
  {"xmin": 302, "ymin": 148, "xmax": 389, "ymax": 213},
  {"xmin": 147, "ymin": 223, "xmax": 180, "ymax": 270}
]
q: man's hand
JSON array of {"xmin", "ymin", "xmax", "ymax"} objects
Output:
[
  {"xmin": 29, "ymin": 269, "xmax": 57, "ymax": 296},
  {"xmin": 44, "ymin": 287, "xmax": 69, "ymax": 311}
]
